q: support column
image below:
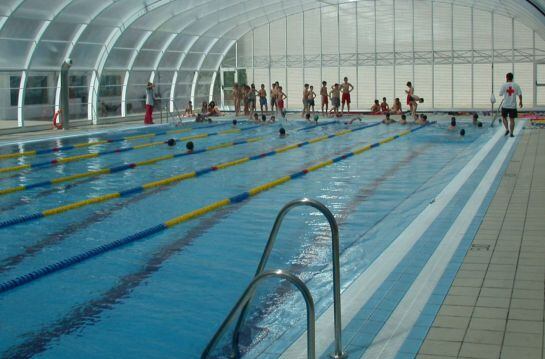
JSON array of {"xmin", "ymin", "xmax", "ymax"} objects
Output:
[{"xmin": 17, "ymin": 71, "xmax": 27, "ymax": 127}]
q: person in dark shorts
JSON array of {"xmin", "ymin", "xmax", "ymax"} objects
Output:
[{"xmin": 499, "ymin": 72, "xmax": 523, "ymax": 137}]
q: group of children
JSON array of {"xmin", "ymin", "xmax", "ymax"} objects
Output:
[
  {"xmin": 371, "ymin": 82, "xmax": 424, "ymax": 120},
  {"xmin": 232, "ymin": 82, "xmax": 287, "ymax": 119},
  {"xmin": 181, "ymin": 78, "xmax": 427, "ymax": 123},
  {"xmin": 229, "ymin": 78, "xmax": 426, "ymax": 122}
]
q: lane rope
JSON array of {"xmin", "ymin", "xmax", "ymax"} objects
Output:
[
  {"xmin": 0, "ymin": 125, "xmax": 261, "ymax": 174},
  {"xmin": 0, "ymin": 123, "xmax": 381, "ymax": 229},
  {"xmin": 0, "ymin": 136, "xmax": 264, "ymax": 196},
  {"xmin": 0, "ymin": 121, "xmax": 234, "ymax": 161},
  {"xmin": 0, "ymin": 123, "xmax": 433, "ymax": 295}
]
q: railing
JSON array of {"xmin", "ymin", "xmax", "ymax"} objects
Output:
[
  {"xmin": 232, "ymin": 198, "xmax": 346, "ymax": 359},
  {"xmin": 201, "ymin": 269, "xmax": 316, "ymax": 359}
]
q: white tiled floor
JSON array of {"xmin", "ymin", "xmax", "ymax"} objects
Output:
[{"xmin": 418, "ymin": 128, "xmax": 545, "ymax": 359}]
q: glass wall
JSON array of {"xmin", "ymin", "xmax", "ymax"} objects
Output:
[{"xmin": 223, "ymin": 1, "xmax": 545, "ymax": 110}]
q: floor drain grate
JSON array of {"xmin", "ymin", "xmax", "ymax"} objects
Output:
[{"xmin": 470, "ymin": 244, "xmax": 490, "ymax": 251}]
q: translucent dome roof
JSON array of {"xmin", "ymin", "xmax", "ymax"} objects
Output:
[{"xmin": 0, "ymin": 0, "xmax": 544, "ymax": 73}]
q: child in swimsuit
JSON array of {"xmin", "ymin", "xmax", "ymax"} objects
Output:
[
  {"xmin": 243, "ymin": 86, "xmax": 249, "ymax": 115},
  {"xmin": 371, "ymin": 100, "xmax": 381, "ymax": 114},
  {"xmin": 340, "ymin": 77, "xmax": 354, "ymax": 115},
  {"xmin": 184, "ymin": 101, "xmax": 193, "ymax": 117},
  {"xmin": 380, "ymin": 97, "xmax": 390, "ymax": 113},
  {"xmin": 270, "ymin": 83, "xmax": 277, "ymax": 112},
  {"xmin": 277, "ymin": 86, "xmax": 287, "ymax": 119},
  {"xmin": 258, "ymin": 84, "xmax": 268, "ymax": 114},
  {"xmin": 321, "ymin": 81, "xmax": 329, "ymax": 115},
  {"xmin": 329, "ymin": 84, "xmax": 340, "ymax": 117},
  {"xmin": 302, "ymin": 84, "xmax": 310, "ymax": 117},
  {"xmin": 391, "ymin": 98, "xmax": 402, "ymax": 114},
  {"xmin": 406, "ymin": 81, "xmax": 414, "ymax": 106},
  {"xmin": 309, "ymin": 85, "xmax": 316, "ymax": 113},
  {"xmin": 233, "ymin": 83, "xmax": 241, "ymax": 116}
]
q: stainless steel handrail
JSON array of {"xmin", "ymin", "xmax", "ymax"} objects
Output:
[
  {"xmin": 233, "ymin": 198, "xmax": 346, "ymax": 359},
  {"xmin": 201, "ymin": 269, "xmax": 316, "ymax": 359}
]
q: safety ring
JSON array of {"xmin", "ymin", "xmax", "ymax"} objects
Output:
[{"xmin": 53, "ymin": 110, "xmax": 62, "ymax": 129}]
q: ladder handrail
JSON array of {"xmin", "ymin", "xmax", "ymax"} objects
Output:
[
  {"xmin": 233, "ymin": 198, "xmax": 345, "ymax": 359},
  {"xmin": 201, "ymin": 269, "xmax": 316, "ymax": 359}
]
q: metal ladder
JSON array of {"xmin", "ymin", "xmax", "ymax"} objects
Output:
[
  {"xmin": 201, "ymin": 269, "xmax": 316, "ymax": 359},
  {"xmin": 202, "ymin": 198, "xmax": 346, "ymax": 359}
]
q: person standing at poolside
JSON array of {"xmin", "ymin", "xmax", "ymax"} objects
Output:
[
  {"xmin": 302, "ymin": 83, "xmax": 310, "ymax": 117},
  {"xmin": 499, "ymin": 72, "xmax": 523, "ymax": 137},
  {"xmin": 320, "ymin": 81, "xmax": 329, "ymax": 115},
  {"xmin": 233, "ymin": 83, "xmax": 241, "ymax": 116},
  {"xmin": 277, "ymin": 86, "xmax": 287, "ymax": 119},
  {"xmin": 309, "ymin": 85, "xmax": 317, "ymax": 113},
  {"xmin": 329, "ymin": 83, "xmax": 341, "ymax": 117},
  {"xmin": 144, "ymin": 82, "xmax": 155, "ymax": 124},
  {"xmin": 406, "ymin": 81, "xmax": 424, "ymax": 120},
  {"xmin": 340, "ymin": 77, "xmax": 354, "ymax": 115},
  {"xmin": 270, "ymin": 82, "xmax": 278, "ymax": 113},
  {"xmin": 258, "ymin": 84, "xmax": 268, "ymax": 115}
]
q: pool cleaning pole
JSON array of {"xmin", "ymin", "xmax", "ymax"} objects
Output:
[{"xmin": 60, "ymin": 59, "xmax": 72, "ymax": 130}]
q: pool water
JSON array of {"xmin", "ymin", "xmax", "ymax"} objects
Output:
[{"xmin": 0, "ymin": 118, "xmax": 497, "ymax": 358}]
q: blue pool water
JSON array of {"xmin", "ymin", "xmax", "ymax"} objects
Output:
[{"xmin": 0, "ymin": 118, "xmax": 497, "ymax": 358}]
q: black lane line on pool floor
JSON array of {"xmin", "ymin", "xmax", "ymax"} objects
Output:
[
  {"xmin": 1, "ymin": 143, "xmax": 368, "ymax": 358},
  {"xmin": 0, "ymin": 185, "xmax": 167, "ymax": 274},
  {"xmin": 0, "ymin": 126, "xmax": 382, "ymax": 277},
  {"xmin": 250, "ymin": 137, "xmax": 481, "ymax": 357},
  {"xmin": 4, "ymin": 140, "xmax": 422, "ymax": 358},
  {"xmin": 226, "ymin": 146, "xmax": 430, "ymax": 357}
]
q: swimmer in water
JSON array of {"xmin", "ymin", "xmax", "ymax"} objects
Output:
[
  {"xmin": 232, "ymin": 119, "xmax": 238, "ymax": 127},
  {"xmin": 186, "ymin": 141, "xmax": 194, "ymax": 152},
  {"xmin": 279, "ymin": 127, "xmax": 287, "ymax": 137},
  {"xmin": 305, "ymin": 112, "xmax": 312, "ymax": 122},
  {"xmin": 415, "ymin": 114, "xmax": 428, "ymax": 125},
  {"xmin": 472, "ymin": 113, "xmax": 479, "ymax": 126},
  {"xmin": 344, "ymin": 117, "xmax": 362, "ymax": 125},
  {"xmin": 399, "ymin": 114, "xmax": 407, "ymax": 125},
  {"xmin": 165, "ymin": 138, "xmax": 176, "ymax": 146},
  {"xmin": 253, "ymin": 113, "xmax": 259, "ymax": 123},
  {"xmin": 449, "ymin": 117, "xmax": 457, "ymax": 130},
  {"xmin": 382, "ymin": 113, "xmax": 396, "ymax": 125},
  {"xmin": 268, "ymin": 115, "xmax": 276, "ymax": 124},
  {"xmin": 460, "ymin": 128, "xmax": 466, "ymax": 137}
]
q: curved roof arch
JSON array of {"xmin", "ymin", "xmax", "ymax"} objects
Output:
[
  {"xmin": 2, "ymin": 0, "xmax": 545, "ymax": 125},
  {"xmin": 2, "ymin": 0, "xmax": 545, "ymax": 73}
]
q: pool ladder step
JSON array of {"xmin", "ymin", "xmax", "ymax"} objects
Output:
[{"xmin": 202, "ymin": 198, "xmax": 347, "ymax": 359}]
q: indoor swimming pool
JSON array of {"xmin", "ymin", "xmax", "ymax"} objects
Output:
[{"xmin": 0, "ymin": 117, "xmax": 520, "ymax": 358}]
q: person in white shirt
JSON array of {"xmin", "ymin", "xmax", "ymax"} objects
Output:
[
  {"xmin": 499, "ymin": 72, "xmax": 522, "ymax": 137},
  {"xmin": 144, "ymin": 82, "xmax": 155, "ymax": 125}
]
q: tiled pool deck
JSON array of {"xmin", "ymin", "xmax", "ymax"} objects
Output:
[{"xmin": 418, "ymin": 128, "xmax": 545, "ymax": 359}]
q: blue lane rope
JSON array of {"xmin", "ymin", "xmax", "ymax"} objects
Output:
[{"xmin": 0, "ymin": 123, "xmax": 434, "ymax": 295}]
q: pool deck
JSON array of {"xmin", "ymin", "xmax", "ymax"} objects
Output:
[{"xmin": 418, "ymin": 127, "xmax": 545, "ymax": 359}]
